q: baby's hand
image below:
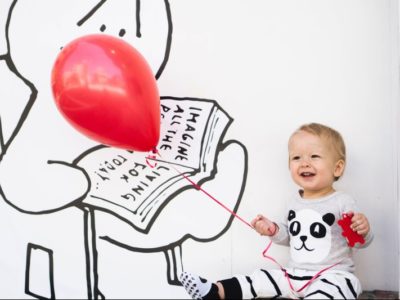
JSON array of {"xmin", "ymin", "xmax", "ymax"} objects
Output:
[
  {"xmin": 251, "ymin": 214, "xmax": 277, "ymax": 236},
  {"xmin": 350, "ymin": 212, "xmax": 370, "ymax": 237}
]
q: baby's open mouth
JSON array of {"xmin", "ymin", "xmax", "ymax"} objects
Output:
[{"xmin": 301, "ymin": 172, "xmax": 315, "ymax": 177}]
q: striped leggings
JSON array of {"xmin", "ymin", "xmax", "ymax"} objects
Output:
[{"xmin": 219, "ymin": 268, "xmax": 361, "ymax": 299}]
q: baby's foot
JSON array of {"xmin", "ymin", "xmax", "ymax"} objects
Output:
[{"xmin": 179, "ymin": 271, "xmax": 219, "ymax": 299}]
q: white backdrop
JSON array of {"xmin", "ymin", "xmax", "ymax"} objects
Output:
[{"xmin": 0, "ymin": 0, "xmax": 398, "ymax": 298}]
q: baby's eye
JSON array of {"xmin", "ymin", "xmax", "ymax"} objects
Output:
[
  {"xmin": 311, "ymin": 154, "xmax": 320, "ymax": 159},
  {"xmin": 291, "ymin": 156, "xmax": 300, "ymax": 161}
]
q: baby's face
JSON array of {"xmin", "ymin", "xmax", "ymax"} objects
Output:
[{"xmin": 288, "ymin": 131, "xmax": 344, "ymax": 199}]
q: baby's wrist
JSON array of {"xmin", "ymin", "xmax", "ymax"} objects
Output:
[{"xmin": 269, "ymin": 222, "xmax": 278, "ymax": 236}]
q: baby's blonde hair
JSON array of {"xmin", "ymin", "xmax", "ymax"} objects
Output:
[{"xmin": 290, "ymin": 123, "xmax": 346, "ymax": 180}]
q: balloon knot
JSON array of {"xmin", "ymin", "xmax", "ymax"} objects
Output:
[{"xmin": 145, "ymin": 148, "xmax": 158, "ymax": 168}]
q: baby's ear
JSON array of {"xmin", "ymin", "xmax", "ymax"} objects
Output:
[
  {"xmin": 334, "ymin": 159, "xmax": 345, "ymax": 178},
  {"xmin": 322, "ymin": 213, "xmax": 335, "ymax": 226}
]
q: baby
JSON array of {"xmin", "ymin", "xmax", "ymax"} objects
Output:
[{"xmin": 180, "ymin": 122, "xmax": 373, "ymax": 299}]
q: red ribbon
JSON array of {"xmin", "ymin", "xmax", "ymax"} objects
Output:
[{"xmin": 147, "ymin": 148, "xmax": 253, "ymax": 229}]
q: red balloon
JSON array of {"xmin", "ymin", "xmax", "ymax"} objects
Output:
[{"xmin": 51, "ymin": 34, "xmax": 160, "ymax": 152}]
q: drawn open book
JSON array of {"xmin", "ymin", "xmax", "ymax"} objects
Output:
[{"xmin": 78, "ymin": 97, "xmax": 232, "ymax": 233}]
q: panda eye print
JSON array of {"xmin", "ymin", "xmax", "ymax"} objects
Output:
[
  {"xmin": 310, "ymin": 222, "xmax": 327, "ymax": 238},
  {"xmin": 289, "ymin": 221, "xmax": 301, "ymax": 236}
]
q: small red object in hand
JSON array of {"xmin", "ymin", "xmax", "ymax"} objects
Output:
[{"xmin": 337, "ymin": 213, "xmax": 365, "ymax": 247}]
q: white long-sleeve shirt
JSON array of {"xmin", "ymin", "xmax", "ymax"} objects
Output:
[{"xmin": 271, "ymin": 191, "xmax": 373, "ymax": 273}]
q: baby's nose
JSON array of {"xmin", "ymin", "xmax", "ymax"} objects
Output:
[{"xmin": 300, "ymin": 157, "xmax": 311, "ymax": 166}]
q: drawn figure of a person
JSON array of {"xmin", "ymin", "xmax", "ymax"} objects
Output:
[{"xmin": 0, "ymin": 1, "xmax": 247, "ymax": 298}]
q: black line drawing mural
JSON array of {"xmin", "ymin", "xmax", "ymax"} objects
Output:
[
  {"xmin": 25, "ymin": 243, "xmax": 55, "ymax": 299},
  {"xmin": 0, "ymin": 0, "xmax": 248, "ymax": 298}
]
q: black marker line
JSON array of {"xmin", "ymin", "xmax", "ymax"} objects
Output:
[
  {"xmin": 135, "ymin": 0, "xmax": 141, "ymax": 37},
  {"xmin": 77, "ymin": 0, "xmax": 107, "ymax": 26}
]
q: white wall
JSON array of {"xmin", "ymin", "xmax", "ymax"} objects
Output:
[
  {"xmin": 0, "ymin": 0, "xmax": 398, "ymax": 298},
  {"xmin": 161, "ymin": 0, "xmax": 400, "ymax": 293},
  {"xmin": 397, "ymin": 0, "xmax": 400, "ymax": 295}
]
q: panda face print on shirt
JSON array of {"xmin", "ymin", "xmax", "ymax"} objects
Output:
[{"xmin": 288, "ymin": 209, "xmax": 335, "ymax": 263}]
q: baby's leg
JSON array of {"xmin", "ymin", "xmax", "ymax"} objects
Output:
[
  {"xmin": 180, "ymin": 269, "xmax": 287, "ymax": 299},
  {"xmin": 179, "ymin": 272, "xmax": 221, "ymax": 299},
  {"xmin": 303, "ymin": 271, "xmax": 361, "ymax": 299},
  {"xmin": 224, "ymin": 269, "xmax": 287, "ymax": 298}
]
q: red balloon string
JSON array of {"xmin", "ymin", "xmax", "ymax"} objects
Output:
[
  {"xmin": 179, "ymin": 173, "xmax": 254, "ymax": 229},
  {"xmin": 145, "ymin": 149, "xmax": 254, "ymax": 229}
]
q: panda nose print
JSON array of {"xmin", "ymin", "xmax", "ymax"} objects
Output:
[{"xmin": 300, "ymin": 235, "xmax": 307, "ymax": 242}]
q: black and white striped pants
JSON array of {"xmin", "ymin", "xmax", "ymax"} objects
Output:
[{"xmin": 219, "ymin": 268, "xmax": 361, "ymax": 299}]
